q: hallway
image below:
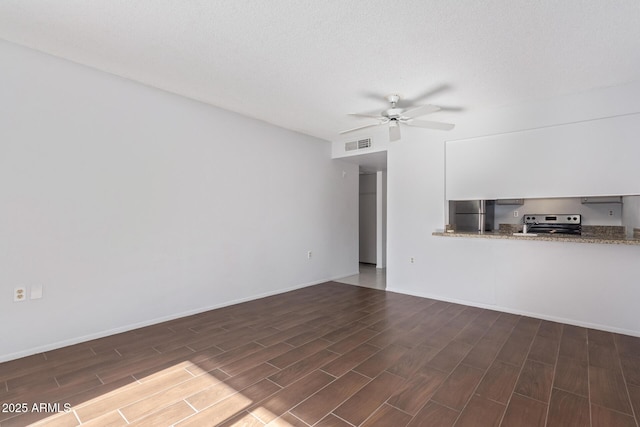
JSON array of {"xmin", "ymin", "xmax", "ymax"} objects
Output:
[{"xmin": 334, "ymin": 263, "xmax": 386, "ymax": 290}]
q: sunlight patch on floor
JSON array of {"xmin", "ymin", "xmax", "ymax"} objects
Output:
[{"xmin": 26, "ymin": 361, "xmax": 267, "ymax": 426}]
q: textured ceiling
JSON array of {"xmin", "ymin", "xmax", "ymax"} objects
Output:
[{"xmin": 1, "ymin": 0, "xmax": 639, "ymax": 141}]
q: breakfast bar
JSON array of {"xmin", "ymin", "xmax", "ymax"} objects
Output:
[{"xmin": 432, "ymin": 230, "xmax": 640, "ymax": 246}]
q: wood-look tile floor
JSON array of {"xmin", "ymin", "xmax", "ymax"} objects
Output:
[{"xmin": 1, "ymin": 282, "xmax": 639, "ymax": 426}]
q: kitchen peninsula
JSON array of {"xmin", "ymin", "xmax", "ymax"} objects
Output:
[{"xmin": 432, "ymin": 230, "xmax": 640, "ymax": 246}]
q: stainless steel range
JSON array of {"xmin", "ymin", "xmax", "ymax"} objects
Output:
[{"xmin": 524, "ymin": 214, "xmax": 582, "ymax": 235}]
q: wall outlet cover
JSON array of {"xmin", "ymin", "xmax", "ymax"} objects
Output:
[{"xmin": 14, "ymin": 287, "xmax": 27, "ymax": 302}]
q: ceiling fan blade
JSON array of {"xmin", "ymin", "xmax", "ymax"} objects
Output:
[
  {"xmin": 410, "ymin": 84, "xmax": 451, "ymax": 104},
  {"xmin": 402, "ymin": 104, "xmax": 441, "ymax": 119},
  {"xmin": 389, "ymin": 124, "xmax": 401, "ymax": 141},
  {"xmin": 405, "ymin": 119, "xmax": 455, "ymax": 131},
  {"xmin": 360, "ymin": 92, "xmax": 395, "ymax": 107},
  {"xmin": 339, "ymin": 122, "xmax": 382, "ymax": 135},
  {"xmin": 348, "ymin": 113, "xmax": 384, "ymax": 120}
]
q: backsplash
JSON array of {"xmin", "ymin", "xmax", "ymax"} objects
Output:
[
  {"xmin": 494, "ymin": 197, "xmax": 622, "ymax": 226},
  {"xmin": 498, "ymin": 224, "xmax": 521, "ymax": 234},
  {"xmin": 581, "ymin": 225, "xmax": 626, "ymax": 238}
]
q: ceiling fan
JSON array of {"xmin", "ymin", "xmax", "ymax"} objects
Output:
[{"xmin": 339, "ymin": 94, "xmax": 455, "ymax": 141}]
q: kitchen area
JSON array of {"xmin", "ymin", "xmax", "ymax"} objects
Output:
[
  {"xmin": 331, "ymin": 81, "xmax": 640, "ymax": 340},
  {"xmin": 439, "ymin": 196, "xmax": 640, "ymax": 245},
  {"xmin": 434, "ymin": 196, "xmax": 640, "ymax": 245},
  {"xmin": 440, "ymin": 109, "xmax": 640, "ymax": 246}
]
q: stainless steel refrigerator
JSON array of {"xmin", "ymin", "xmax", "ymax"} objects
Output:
[{"xmin": 449, "ymin": 200, "xmax": 495, "ymax": 232}]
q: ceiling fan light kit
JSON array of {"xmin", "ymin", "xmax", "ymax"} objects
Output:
[{"xmin": 340, "ymin": 93, "xmax": 455, "ymax": 142}]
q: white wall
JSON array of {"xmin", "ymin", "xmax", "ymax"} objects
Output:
[
  {"xmin": 0, "ymin": 41, "xmax": 359, "ymax": 362},
  {"xmin": 382, "ymin": 81, "xmax": 640, "ymax": 337}
]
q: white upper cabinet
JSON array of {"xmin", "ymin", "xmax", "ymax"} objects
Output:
[{"xmin": 445, "ymin": 113, "xmax": 640, "ymax": 200}]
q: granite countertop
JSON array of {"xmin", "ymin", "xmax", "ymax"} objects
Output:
[{"xmin": 432, "ymin": 231, "xmax": 640, "ymax": 246}]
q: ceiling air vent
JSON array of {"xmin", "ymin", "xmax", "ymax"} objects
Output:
[{"xmin": 345, "ymin": 138, "xmax": 372, "ymax": 151}]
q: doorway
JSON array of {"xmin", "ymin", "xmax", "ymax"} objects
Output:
[
  {"xmin": 334, "ymin": 262, "xmax": 386, "ymax": 290},
  {"xmin": 337, "ymin": 169, "xmax": 387, "ymax": 289},
  {"xmin": 334, "ymin": 151, "xmax": 388, "ymax": 289}
]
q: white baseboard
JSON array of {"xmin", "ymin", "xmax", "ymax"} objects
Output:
[
  {"xmin": 16, "ymin": 274, "xmax": 629, "ymax": 363},
  {"xmin": 0, "ymin": 275, "xmax": 348, "ymax": 363},
  {"xmin": 387, "ymin": 286, "xmax": 640, "ymax": 338}
]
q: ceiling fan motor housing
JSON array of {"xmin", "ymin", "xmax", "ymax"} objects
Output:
[{"xmin": 383, "ymin": 108, "xmax": 403, "ymax": 119}]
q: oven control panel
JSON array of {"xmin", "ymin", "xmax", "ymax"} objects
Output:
[{"xmin": 524, "ymin": 214, "xmax": 581, "ymax": 224}]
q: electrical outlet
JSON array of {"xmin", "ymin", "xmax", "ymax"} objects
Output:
[
  {"xmin": 609, "ymin": 210, "xmax": 614, "ymax": 216},
  {"xmin": 513, "ymin": 211, "xmax": 519, "ymax": 217},
  {"xmin": 410, "ymin": 257, "xmax": 415, "ymax": 264},
  {"xmin": 307, "ymin": 251, "xmax": 312, "ymax": 259},
  {"xmin": 14, "ymin": 287, "xmax": 27, "ymax": 302}
]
